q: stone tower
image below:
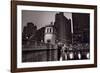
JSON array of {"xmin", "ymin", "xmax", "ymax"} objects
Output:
[{"xmin": 44, "ymin": 22, "xmax": 56, "ymax": 45}]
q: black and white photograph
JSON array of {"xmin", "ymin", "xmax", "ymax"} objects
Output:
[
  {"xmin": 11, "ymin": 1, "xmax": 97, "ymax": 72},
  {"xmin": 22, "ymin": 11, "xmax": 90, "ymax": 62}
]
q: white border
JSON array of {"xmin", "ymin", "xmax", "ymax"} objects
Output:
[{"xmin": 17, "ymin": 5, "xmax": 94, "ymax": 68}]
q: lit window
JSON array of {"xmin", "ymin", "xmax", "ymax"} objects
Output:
[
  {"xmin": 69, "ymin": 52, "xmax": 74, "ymax": 59},
  {"xmin": 87, "ymin": 52, "xmax": 90, "ymax": 59},
  {"xmin": 78, "ymin": 53, "xmax": 81, "ymax": 59}
]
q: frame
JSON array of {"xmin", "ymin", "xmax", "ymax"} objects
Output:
[{"xmin": 11, "ymin": 1, "xmax": 97, "ymax": 73}]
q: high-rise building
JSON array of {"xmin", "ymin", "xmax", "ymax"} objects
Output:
[
  {"xmin": 54, "ymin": 12, "xmax": 72, "ymax": 44},
  {"xmin": 72, "ymin": 13, "xmax": 90, "ymax": 44}
]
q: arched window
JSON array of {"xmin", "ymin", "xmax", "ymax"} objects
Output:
[
  {"xmin": 46, "ymin": 28, "xmax": 49, "ymax": 33},
  {"xmin": 49, "ymin": 28, "xmax": 51, "ymax": 33},
  {"xmin": 49, "ymin": 27, "xmax": 53, "ymax": 33},
  {"xmin": 46, "ymin": 27, "xmax": 53, "ymax": 33},
  {"xmin": 47, "ymin": 28, "xmax": 49, "ymax": 33}
]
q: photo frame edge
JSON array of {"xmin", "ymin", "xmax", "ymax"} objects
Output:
[{"xmin": 11, "ymin": 1, "xmax": 97, "ymax": 72}]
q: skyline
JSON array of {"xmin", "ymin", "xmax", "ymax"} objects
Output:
[{"xmin": 22, "ymin": 10, "xmax": 73, "ymax": 31}]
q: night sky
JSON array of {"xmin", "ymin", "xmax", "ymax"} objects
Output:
[{"xmin": 22, "ymin": 10, "xmax": 72, "ymax": 30}]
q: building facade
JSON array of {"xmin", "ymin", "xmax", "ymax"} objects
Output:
[
  {"xmin": 54, "ymin": 12, "xmax": 72, "ymax": 44},
  {"xmin": 72, "ymin": 13, "xmax": 90, "ymax": 44}
]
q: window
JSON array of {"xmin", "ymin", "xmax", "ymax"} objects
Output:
[{"xmin": 49, "ymin": 28, "xmax": 51, "ymax": 33}]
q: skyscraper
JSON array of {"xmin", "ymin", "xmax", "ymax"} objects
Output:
[
  {"xmin": 54, "ymin": 12, "xmax": 72, "ymax": 44},
  {"xmin": 72, "ymin": 13, "xmax": 90, "ymax": 43}
]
